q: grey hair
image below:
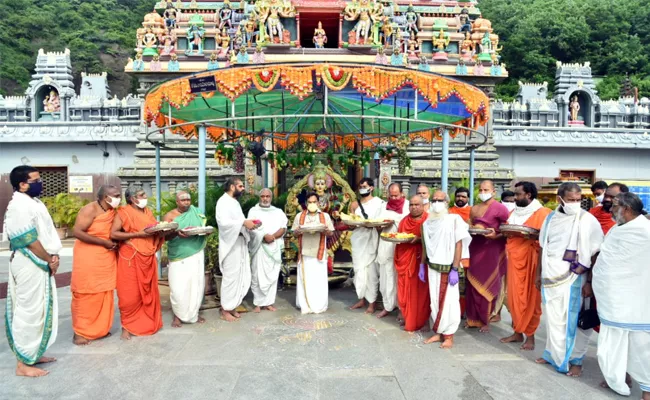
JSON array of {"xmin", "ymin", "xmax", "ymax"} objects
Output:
[
  {"xmin": 125, "ymin": 186, "xmax": 145, "ymax": 205},
  {"xmin": 259, "ymin": 188, "xmax": 272, "ymax": 197},
  {"xmin": 616, "ymin": 192, "xmax": 644, "ymax": 215},
  {"xmin": 557, "ymin": 182, "xmax": 581, "ymax": 198},
  {"xmin": 97, "ymin": 184, "xmax": 117, "ymax": 200}
]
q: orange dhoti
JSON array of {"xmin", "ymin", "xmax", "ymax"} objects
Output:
[
  {"xmin": 505, "ymin": 207, "xmax": 550, "ymax": 336},
  {"xmin": 116, "ymin": 206, "xmax": 163, "ymax": 336},
  {"xmin": 71, "ymin": 210, "xmax": 117, "ymax": 340}
]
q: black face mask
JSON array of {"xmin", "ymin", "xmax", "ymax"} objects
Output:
[
  {"xmin": 602, "ymin": 201, "xmax": 613, "ymax": 212},
  {"xmin": 515, "ymin": 199, "xmax": 530, "ymax": 208}
]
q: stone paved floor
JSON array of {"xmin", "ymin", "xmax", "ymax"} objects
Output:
[{"xmin": 0, "ymin": 278, "xmax": 639, "ymax": 400}]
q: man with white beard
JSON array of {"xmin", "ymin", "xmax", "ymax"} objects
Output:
[
  {"xmin": 349, "ymin": 177, "xmax": 385, "ymax": 314},
  {"xmin": 215, "ymin": 177, "xmax": 259, "ymax": 322},
  {"xmin": 247, "ymin": 188, "xmax": 288, "ymax": 313},
  {"xmin": 421, "ymin": 190, "xmax": 471, "ymax": 349},
  {"xmin": 375, "ymin": 182, "xmax": 409, "ymax": 319}
]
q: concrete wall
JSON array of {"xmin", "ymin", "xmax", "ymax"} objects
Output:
[
  {"xmin": 496, "ymin": 147, "xmax": 650, "ymax": 181},
  {"xmin": 0, "ymin": 142, "xmax": 136, "ymax": 175}
]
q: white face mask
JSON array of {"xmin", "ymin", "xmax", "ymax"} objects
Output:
[
  {"xmin": 595, "ymin": 194, "xmax": 604, "ymax": 203},
  {"xmin": 431, "ymin": 202, "xmax": 446, "ymax": 213},
  {"xmin": 560, "ymin": 199, "xmax": 581, "ymax": 215},
  {"xmin": 136, "ymin": 198, "xmax": 148, "ymax": 209},
  {"xmin": 421, "ymin": 197, "xmax": 429, "ymax": 205},
  {"xmin": 307, "ymin": 203, "xmax": 319, "ymax": 213},
  {"xmin": 478, "ymin": 193, "xmax": 493, "ymax": 202},
  {"xmin": 502, "ymin": 202, "xmax": 516, "ymax": 213},
  {"xmin": 108, "ymin": 196, "xmax": 121, "ymax": 209},
  {"xmin": 359, "ymin": 188, "xmax": 371, "ymax": 195}
]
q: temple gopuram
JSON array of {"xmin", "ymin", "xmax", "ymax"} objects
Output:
[{"xmin": 119, "ymin": 0, "xmax": 514, "ymax": 194}]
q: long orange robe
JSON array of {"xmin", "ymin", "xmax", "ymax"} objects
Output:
[
  {"xmin": 394, "ymin": 212, "xmax": 430, "ymax": 332},
  {"xmin": 589, "ymin": 206, "xmax": 615, "ymax": 234},
  {"xmin": 449, "ymin": 206, "xmax": 471, "ymax": 315},
  {"xmin": 71, "ymin": 210, "xmax": 117, "ymax": 340},
  {"xmin": 505, "ymin": 207, "xmax": 551, "ymax": 336},
  {"xmin": 116, "ymin": 206, "xmax": 163, "ymax": 336}
]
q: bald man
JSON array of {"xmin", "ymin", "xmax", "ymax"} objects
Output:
[
  {"xmin": 164, "ymin": 191, "xmax": 207, "ymax": 327},
  {"xmin": 247, "ymin": 189, "xmax": 288, "ymax": 312}
]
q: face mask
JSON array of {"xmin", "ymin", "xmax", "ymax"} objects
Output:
[
  {"xmin": 136, "ymin": 199, "xmax": 148, "ymax": 209},
  {"xmin": 307, "ymin": 203, "xmax": 319, "ymax": 213},
  {"xmin": 421, "ymin": 197, "xmax": 429, "ymax": 205},
  {"xmin": 560, "ymin": 199, "xmax": 581, "ymax": 215},
  {"xmin": 595, "ymin": 194, "xmax": 604, "ymax": 203},
  {"xmin": 108, "ymin": 196, "xmax": 121, "ymax": 209},
  {"xmin": 478, "ymin": 193, "xmax": 493, "ymax": 202},
  {"xmin": 359, "ymin": 188, "xmax": 371, "ymax": 197},
  {"xmin": 431, "ymin": 202, "xmax": 446, "ymax": 213},
  {"xmin": 503, "ymin": 202, "xmax": 516, "ymax": 213},
  {"xmin": 25, "ymin": 181, "xmax": 43, "ymax": 198},
  {"xmin": 602, "ymin": 201, "xmax": 613, "ymax": 212}
]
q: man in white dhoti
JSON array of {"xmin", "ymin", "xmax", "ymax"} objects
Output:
[
  {"xmin": 593, "ymin": 192, "xmax": 650, "ymax": 399},
  {"xmin": 247, "ymin": 188, "xmax": 288, "ymax": 313},
  {"xmin": 5, "ymin": 166, "xmax": 61, "ymax": 377},
  {"xmin": 350, "ymin": 177, "xmax": 385, "ymax": 313},
  {"xmin": 163, "ymin": 191, "xmax": 207, "ymax": 327},
  {"xmin": 215, "ymin": 177, "xmax": 258, "ymax": 322},
  {"xmin": 375, "ymin": 182, "xmax": 409, "ymax": 319},
  {"xmin": 421, "ymin": 191, "xmax": 471, "ymax": 349},
  {"xmin": 292, "ymin": 192, "xmax": 335, "ymax": 314},
  {"xmin": 535, "ymin": 182, "xmax": 603, "ymax": 377}
]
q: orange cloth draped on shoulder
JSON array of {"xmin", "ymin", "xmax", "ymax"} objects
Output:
[
  {"xmin": 505, "ymin": 207, "xmax": 551, "ymax": 336},
  {"xmin": 394, "ymin": 212, "xmax": 430, "ymax": 332},
  {"xmin": 449, "ymin": 205, "xmax": 471, "ymax": 315},
  {"xmin": 589, "ymin": 206, "xmax": 615, "ymax": 234},
  {"xmin": 71, "ymin": 210, "xmax": 118, "ymax": 340},
  {"xmin": 116, "ymin": 206, "xmax": 164, "ymax": 336}
]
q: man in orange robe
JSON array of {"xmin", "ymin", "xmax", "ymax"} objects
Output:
[
  {"xmin": 111, "ymin": 187, "xmax": 165, "ymax": 340},
  {"xmin": 589, "ymin": 182, "xmax": 629, "ymax": 235},
  {"xmin": 500, "ymin": 181, "xmax": 551, "ymax": 350},
  {"xmin": 394, "ymin": 195, "xmax": 430, "ymax": 332},
  {"xmin": 71, "ymin": 185, "xmax": 121, "ymax": 345},
  {"xmin": 449, "ymin": 187, "xmax": 471, "ymax": 316}
]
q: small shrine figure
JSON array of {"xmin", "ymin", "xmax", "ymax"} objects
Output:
[
  {"xmin": 252, "ymin": 43, "xmax": 266, "ymax": 63},
  {"xmin": 228, "ymin": 49, "xmax": 237, "ymax": 67},
  {"xmin": 455, "ymin": 58, "xmax": 468, "ymax": 75},
  {"xmin": 237, "ymin": 46, "xmax": 250, "ymax": 64},
  {"xmin": 313, "ymin": 21, "xmax": 327, "ymax": 48},
  {"xmin": 432, "ymin": 29, "xmax": 450, "ymax": 61},
  {"xmin": 218, "ymin": 28, "xmax": 231, "ymax": 57},
  {"xmin": 390, "ymin": 47, "xmax": 404, "ymax": 66},
  {"xmin": 380, "ymin": 16, "xmax": 393, "ymax": 47},
  {"xmin": 43, "ymin": 90, "xmax": 61, "ymax": 113},
  {"xmin": 375, "ymin": 46, "xmax": 388, "ymax": 65},
  {"xmin": 159, "ymin": 29, "xmax": 177, "ymax": 56},
  {"xmin": 405, "ymin": 2, "xmax": 419, "ymax": 35},
  {"xmin": 490, "ymin": 53, "xmax": 502, "ymax": 76},
  {"xmin": 132, "ymin": 50, "xmax": 145, "ymax": 71},
  {"xmin": 164, "ymin": 0, "xmax": 178, "ymax": 30},
  {"xmin": 218, "ymin": 0, "xmax": 233, "ymax": 30},
  {"xmin": 143, "ymin": 27, "xmax": 159, "ymax": 56},
  {"xmin": 477, "ymin": 31, "xmax": 493, "ymax": 62},
  {"xmin": 407, "ymin": 31, "xmax": 420, "ymax": 60},
  {"xmin": 473, "ymin": 61, "xmax": 485, "ymax": 76},
  {"xmin": 185, "ymin": 15, "xmax": 206, "ymax": 55},
  {"xmin": 393, "ymin": 32, "xmax": 402, "ymax": 53},
  {"xmin": 150, "ymin": 54, "xmax": 162, "ymax": 71},
  {"xmin": 460, "ymin": 31, "xmax": 474, "ymax": 61},
  {"xmin": 343, "ymin": 0, "xmax": 383, "ymax": 45},
  {"xmin": 569, "ymin": 95, "xmax": 581, "ymax": 122},
  {"xmin": 243, "ymin": 15, "xmax": 258, "ymax": 46},
  {"xmin": 458, "ymin": 8, "xmax": 472, "ymax": 33},
  {"xmin": 418, "ymin": 55, "xmax": 430, "ymax": 71},
  {"xmin": 207, "ymin": 52, "xmax": 220, "ymax": 70},
  {"xmin": 233, "ymin": 29, "xmax": 245, "ymax": 51},
  {"xmin": 168, "ymin": 53, "xmax": 180, "ymax": 71}
]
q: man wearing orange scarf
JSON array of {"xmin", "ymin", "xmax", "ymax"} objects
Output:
[
  {"xmin": 394, "ymin": 195, "xmax": 430, "ymax": 331},
  {"xmin": 71, "ymin": 185, "xmax": 121, "ymax": 345},
  {"xmin": 589, "ymin": 182, "xmax": 629, "ymax": 235},
  {"xmin": 499, "ymin": 181, "xmax": 550, "ymax": 351},
  {"xmin": 111, "ymin": 187, "xmax": 165, "ymax": 340},
  {"xmin": 449, "ymin": 187, "xmax": 471, "ymax": 316}
]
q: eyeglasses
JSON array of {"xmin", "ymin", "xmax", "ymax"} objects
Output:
[{"xmin": 431, "ymin": 199, "xmax": 446, "ymax": 203}]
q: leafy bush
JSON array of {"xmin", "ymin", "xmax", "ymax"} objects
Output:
[{"xmin": 41, "ymin": 193, "xmax": 90, "ymax": 228}]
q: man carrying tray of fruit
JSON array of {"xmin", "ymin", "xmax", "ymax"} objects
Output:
[{"xmin": 163, "ymin": 191, "xmax": 208, "ymax": 328}]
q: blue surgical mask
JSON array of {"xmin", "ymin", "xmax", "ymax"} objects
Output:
[{"xmin": 26, "ymin": 181, "xmax": 43, "ymax": 198}]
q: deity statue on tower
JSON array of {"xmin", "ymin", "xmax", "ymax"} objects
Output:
[
  {"xmin": 569, "ymin": 95, "xmax": 581, "ymax": 122},
  {"xmin": 432, "ymin": 29, "xmax": 450, "ymax": 61},
  {"xmin": 343, "ymin": 0, "xmax": 383, "ymax": 45},
  {"xmin": 252, "ymin": 43, "xmax": 266, "ymax": 63},
  {"xmin": 255, "ymin": 0, "xmax": 297, "ymax": 44},
  {"xmin": 185, "ymin": 15, "xmax": 206, "ymax": 55},
  {"xmin": 207, "ymin": 52, "xmax": 220, "ymax": 70},
  {"xmin": 380, "ymin": 16, "xmax": 393, "ymax": 48},
  {"xmin": 168, "ymin": 52, "xmax": 180, "ymax": 71},
  {"xmin": 457, "ymin": 8, "xmax": 472, "ymax": 33},
  {"xmin": 43, "ymin": 89, "xmax": 61, "ymax": 113},
  {"xmin": 163, "ymin": 0, "xmax": 179, "ymax": 30},
  {"xmin": 313, "ymin": 21, "xmax": 327, "ymax": 48},
  {"xmin": 217, "ymin": 28, "xmax": 231, "ymax": 57},
  {"xmin": 142, "ymin": 27, "xmax": 159, "ymax": 56},
  {"xmin": 218, "ymin": 0, "xmax": 233, "ymax": 30},
  {"xmin": 404, "ymin": 2, "xmax": 419, "ymax": 35},
  {"xmin": 159, "ymin": 29, "xmax": 177, "ymax": 56}
]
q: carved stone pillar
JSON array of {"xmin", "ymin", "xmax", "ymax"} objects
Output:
[{"xmin": 168, "ymin": 181, "xmax": 177, "ymax": 194}]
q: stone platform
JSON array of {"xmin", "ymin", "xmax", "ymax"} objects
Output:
[{"xmin": 0, "ymin": 280, "xmax": 635, "ymax": 399}]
